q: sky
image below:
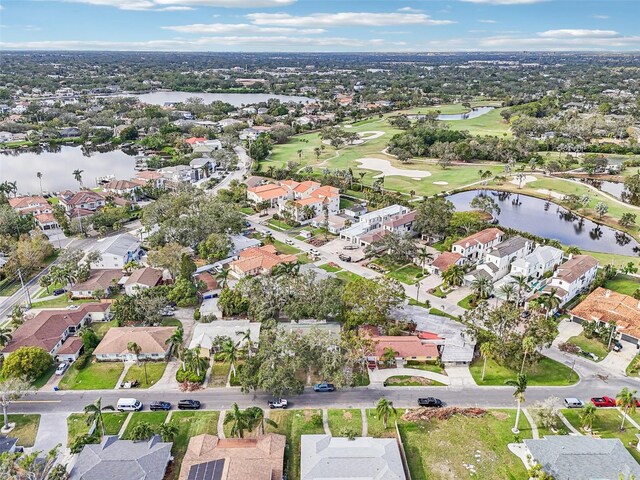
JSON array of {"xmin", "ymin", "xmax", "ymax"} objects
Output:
[{"xmin": 0, "ymin": 0, "xmax": 639, "ymax": 52}]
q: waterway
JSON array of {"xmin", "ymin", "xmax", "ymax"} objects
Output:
[
  {"xmin": 135, "ymin": 91, "xmax": 314, "ymax": 107},
  {"xmin": 437, "ymin": 106, "xmax": 495, "ymax": 121},
  {"xmin": 447, "ymin": 189, "xmax": 640, "ymax": 256}
]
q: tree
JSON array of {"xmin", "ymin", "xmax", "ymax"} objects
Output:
[
  {"xmin": 148, "ymin": 243, "xmax": 184, "ymax": 278},
  {"xmin": 470, "ymin": 194, "xmax": 501, "ymax": 218},
  {"xmin": 198, "ymin": 233, "xmax": 232, "ymax": 262},
  {"xmin": 520, "ymin": 336, "xmax": 536, "ymax": 374},
  {"xmin": 376, "ymin": 397, "xmax": 397, "ymax": 429},
  {"xmin": 471, "ymin": 276, "xmax": 493, "ymax": 300},
  {"xmin": 224, "ymin": 403, "xmax": 249, "ymax": 438},
  {"xmin": 72, "ymin": 169, "xmax": 84, "ymax": 188},
  {"xmin": 417, "ymin": 246, "xmax": 433, "ymax": 274},
  {"xmin": 128, "ymin": 341, "xmax": 148, "ymax": 385},
  {"xmin": 530, "ymin": 397, "xmax": 560, "ymax": 431},
  {"xmin": 244, "ymin": 406, "xmax": 277, "ymax": 434},
  {"xmin": 219, "ymin": 339, "xmax": 239, "ymax": 378},
  {"xmin": 158, "ymin": 423, "xmax": 179, "ymax": 442},
  {"xmin": 580, "ymin": 403, "xmax": 597, "ymax": 431},
  {"xmin": 414, "ymin": 197, "xmax": 455, "ymax": 239},
  {"xmin": 166, "ymin": 326, "xmax": 184, "ymax": 362},
  {"xmin": 0, "ymin": 377, "xmax": 32, "ymax": 430},
  {"xmin": 84, "ymin": 397, "xmax": 115, "ymax": 436},
  {"xmin": 595, "ymin": 201, "xmax": 608, "ymax": 219},
  {"xmin": 0, "ymin": 327, "xmax": 12, "ymax": 348},
  {"xmin": 129, "ymin": 421, "xmax": 154, "ymax": 441},
  {"xmin": 442, "ymin": 264, "xmax": 464, "ymax": 287},
  {"xmin": 505, "ymin": 373, "xmax": 528, "ymax": 434},
  {"xmin": 479, "ymin": 341, "xmax": 494, "ymax": 382},
  {"xmin": 537, "ymin": 289, "xmax": 561, "ymax": 318},
  {"xmin": 36, "ymin": 171, "xmax": 44, "ymax": 195},
  {"xmin": 498, "ymin": 283, "xmax": 516, "ymax": 303},
  {"xmin": 616, "ymin": 387, "xmax": 637, "ymax": 430},
  {"xmin": 0, "ymin": 444, "xmax": 64, "ymax": 480},
  {"xmin": 1, "ymin": 346, "xmax": 52, "ymax": 381},
  {"xmin": 218, "ymin": 287, "xmax": 249, "ymax": 317},
  {"xmin": 341, "ymin": 277, "xmax": 404, "ymax": 328},
  {"xmin": 511, "ymin": 274, "xmax": 529, "ymax": 302},
  {"xmin": 79, "ymin": 327, "xmax": 100, "ymax": 351}
]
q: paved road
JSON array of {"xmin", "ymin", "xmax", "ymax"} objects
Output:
[{"xmin": 204, "ymin": 145, "xmax": 250, "ymax": 195}]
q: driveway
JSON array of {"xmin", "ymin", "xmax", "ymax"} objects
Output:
[
  {"xmin": 599, "ymin": 340, "xmax": 637, "ymax": 376},
  {"xmin": 30, "ymin": 413, "xmax": 68, "ymax": 455}
]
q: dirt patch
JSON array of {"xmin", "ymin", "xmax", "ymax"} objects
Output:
[
  {"xmin": 403, "ymin": 407, "xmax": 487, "ymax": 422},
  {"xmin": 490, "ymin": 411, "xmax": 509, "ymax": 421},
  {"xmin": 342, "ymin": 411, "xmax": 353, "ymax": 420},
  {"xmin": 385, "ymin": 376, "xmax": 434, "ymax": 386},
  {"xmin": 303, "ymin": 410, "xmax": 315, "ymax": 422}
]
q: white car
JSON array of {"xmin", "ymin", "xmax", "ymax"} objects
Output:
[
  {"xmin": 66, "ymin": 305, "xmax": 79, "ymax": 310},
  {"xmin": 285, "ymin": 239, "xmax": 295, "ymax": 246},
  {"xmin": 55, "ymin": 363, "xmax": 68, "ymax": 375}
]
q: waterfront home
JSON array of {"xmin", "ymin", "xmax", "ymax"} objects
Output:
[
  {"xmin": 452, "ymin": 228, "xmax": 505, "ymax": 262},
  {"xmin": 539, "ymin": 255, "xmax": 598, "ymax": 308}
]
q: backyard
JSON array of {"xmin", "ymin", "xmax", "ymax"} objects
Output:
[
  {"xmin": 58, "ymin": 360, "xmax": 124, "ymax": 390},
  {"xmin": 604, "ymin": 274, "xmax": 640, "ymax": 296},
  {"xmin": 470, "ymin": 356, "xmax": 578, "ymax": 386}
]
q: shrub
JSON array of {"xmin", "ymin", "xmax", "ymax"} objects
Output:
[
  {"xmin": 193, "ymin": 308, "xmax": 201, "ymax": 321},
  {"xmin": 74, "ymin": 353, "xmax": 92, "ymax": 370},
  {"xmin": 70, "ymin": 434, "xmax": 98, "ymax": 454},
  {"xmin": 175, "ymin": 366, "xmax": 206, "ymax": 384},
  {"xmin": 559, "ymin": 342, "xmax": 580, "ymax": 354},
  {"xmin": 1, "ymin": 346, "xmax": 53, "ymax": 380},
  {"xmin": 309, "ymin": 413, "xmax": 323, "ymax": 428}
]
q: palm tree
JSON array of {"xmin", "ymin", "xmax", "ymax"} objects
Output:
[
  {"xmin": 471, "ymin": 276, "xmax": 493, "ymax": 300},
  {"xmin": 616, "ymin": 387, "xmax": 638, "ymax": 430},
  {"xmin": 165, "ymin": 326, "xmax": 184, "ymax": 363},
  {"xmin": 245, "ymin": 406, "xmax": 277, "ymax": 434},
  {"xmin": 380, "ymin": 346, "xmax": 397, "ymax": 367},
  {"xmin": 158, "ymin": 423, "xmax": 179, "ymax": 442},
  {"xmin": 505, "ymin": 373, "xmax": 528, "ymax": 434},
  {"xmin": 520, "ymin": 336, "xmax": 536, "ymax": 374},
  {"xmin": 224, "ymin": 403, "xmax": 249, "ymax": 438},
  {"xmin": 216, "ymin": 269, "xmax": 229, "ymax": 289},
  {"xmin": 84, "ymin": 397, "xmax": 115, "ymax": 436},
  {"xmin": 442, "ymin": 264, "xmax": 464, "ymax": 287},
  {"xmin": 538, "ymin": 288, "xmax": 561, "ymax": 318},
  {"xmin": 417, "ymin": 246, "xmax": 433, "ymax": 274},
  {"xmin": 272, "ymin": 261, "xmax": 300, "ymax": 278},
  {"xmin": 0, "ymin": 327, "xmax": 12, "ymax": 348},
  {"xmin": 72, "ymin": 169, "xmax": 84, "ymax": 188},
  {"xmin": 220, "ymin": 339, "xmax": 240, "ymax": 377},
  {"xmin": 510, "ymin": 274, "xmax": 529, "ymax": 303},
  {"xmin": 36, "ymin": 171, "xmax": 43, "ymax": 195},
  {"xmin": 376, "ymin": 398, "xmax": 397, "ymax": 429},
  {"xmin": 498, "ymin": 283, "xmax": 516, "ymax": 303},
  {"xmin": 189, "ymin": 353, "xmax": 208, "ymax": 377},
  {"xmin": 580, "ymin": 403, "xmax": 597, "ymax": 432},
  {"xmin": 479, "ymin": 341, "xmax": 494, "ymax": 382},
  {"xmin": 236, "ymin": 328, "xmax": 254, "ymax": 357},
  {"xmin": 127, "ymin": 341, "xmax": 148, "ymax": 385}
]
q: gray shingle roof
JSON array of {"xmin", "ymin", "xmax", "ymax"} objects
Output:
[
  {"xmin": 93, "ymin": 234, "xmax": 141, "ymax": 258},
  {"xmin": 489, "ymin": 236, "xmax": 530, "ymax": 258},
  {"xmin": 524, "ymin": 436, "xmax": 640, "ymax": 480}
]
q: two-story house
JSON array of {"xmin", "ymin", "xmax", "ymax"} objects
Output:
[
  {"xmin": 539, "ymin": 254, "xmax": 599, "ymax": 308},
  {"xmin": 464, "ymin": 236, "xmax": 534, "ymax": 285},
  {"xmin": 510, "ymin": 245, "xmax": 564, "ymax": 280},
  {"xmin": 452, "ymin": 228, "xmax": 505, "ymax": 262},
  {"xmin": 87, "ymin": 233, "xmax": 143, "ymax": 270},
  {"xmin": 340, "ymin": 205, "xmax": 410, "ymax": 245},
  {"xmin": 8, "ymin": 195, "xmax": 52, "ymax": 216},
  {"xmin": 59, "ymin": 190, "xmax": 106, "ymax": 213}
]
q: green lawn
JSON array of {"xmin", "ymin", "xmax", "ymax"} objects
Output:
[
  {"xmin": 167, "ymin": 411, "xmax": 220, "ymax": 480},
  {"xmin": 30, "ymin": 297, "xmax": 95, "ymax": 309},
  {"xmin": 122, "ymin": 362, "xmax": 167, "ymax": 388},
  {"xmin": 405, "ymin": 360, "xmax": 446, "ymax": 375},
  {"xmin": 67, "ymin": 412, "xmax": 128, "ymax": 445},
  {"xmin": 567, "ymin": 333, "xmax": 609, "ymax": 362},
  {"xmin": 58, "ymin": 360, "xmax": 124, "ymax": 390},
  {"xmin": 268, "ymin": 219, "xmax": 291, "ymax": 231},
  {"xmin": 121, "ymin": 411, "xmax": 168, "ymax": 439},
  {"xmin": 339, "ymin": 197, "xmax": 358, "ymax": 209},
  {"xmin": 429, "ymin": 308, "xmax": 460, "ymax": 320},
  {"xmin": 335, "ymin": 270, "xmax": 361, "ymax": 283},
  {"xmin": 470, "ymin": 356, "xmax": 578, "ymax": 386},
  {"xmin": 90, "ymin": 319, "xmax": 117, "ymax": 338},
  {"xmin": 266, "ymin": 409, "xmax": 325, "ymax": 480},
  {"xmin": 33, "ymin": 364, "xmax": 57, "ymax": 389},
  {"xmin": 160, "ymin": 318, "xmax": 183, "ymax": 327},
  {"xmin": 365, "ymin": 408, "xmax": 406, "ymax": 438},
  {"xmin": 36, "ymin": 282, "xmax": 65, "ymax": 299},
  {"xmin": 457, "ymin": 294, "xmax": 476, "ymax": 310},
  {"xmin": 384, "ymin": 375, "xmax": 446, "ymax": 387},
  {"xmin": 240, "ymin": 207, "xmax": 254, "ymax": 215},
  {"xmin": 209, "ymin": 361, "xmax": 231, "ymax": 387},
  {"xmin": 399, "ymin": 409, "xmax": 531, "ymax": 480},
  {"xmin": 272, "ymin": 239, "xmax": 301, "ymax": 255},
  {"xmin": 386, "ymin": 264, "xmax": 424, "ymax": 285},
  {"xmin": 626, "ymin": 354, "xmax": 640, "ymax": 377},
  {"xmin": 327, "ymin": 409, "xmax": 363, "ymax": 437},
  {"xmin": 8, "ymin": 414, "xmax": 40, "ymax": 447},
  {"xmin": 318, "ymin": 263, "xmax": 341, "ymax": 273},
  {"xmin": 442, "ymin": 107, "xmax": 512, "ymax": 137},
  {"xmin": 604, "ymin": 274, "xmax": 640, "ymax": 296},
  {"xmin": 586, "ymin": 251, "xmax": 640, "ymax": 269}
]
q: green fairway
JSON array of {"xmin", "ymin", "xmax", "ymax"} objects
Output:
[
  {"xmin": 443, "ymin": 107, "xmax": 512, "ymax": 137},
  {"xmin": 604, "ymin": 274, "xmax": 640, "ymax": 296}
]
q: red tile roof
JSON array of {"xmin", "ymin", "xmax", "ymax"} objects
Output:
[
  {"xmin": 454, "ymin": 228, "xmax": 504, "ymax": 248},
  {"xmin": 8, "ymin": 195, "xmax": 49, "ymax": 210},
  {"xmin": 231, "ymin": 245, "xmax": 297, "ymax": 274},
  {"xmin": 432, "ymin": 252, "xmax": 463, "ymax": 272},
  {"xmin": 373, "ymin": 336, "xmax": 439, "ymax": 358}
]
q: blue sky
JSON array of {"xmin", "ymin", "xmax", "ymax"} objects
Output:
[{"xmin": 1, "ymin": 0, "xmax": 638, "ymax": 51}]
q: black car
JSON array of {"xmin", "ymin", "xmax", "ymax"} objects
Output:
[
  {"xmin": 418, "ymin": 397, "xmax": 443, "ymax": 408},
  {"xmin": 52, "ymin": 288, "xmax": 66, "ymax": 296},
  {"xmin": 338, "ymin": 254, "xmax": 352, "ymax": 262},
  {"xmin": 149, "ymin": 401, "xmax": 172, "ymax": 411},
  {"xmin": 313, "ymin": 382, "xmax": 336, "ymax": 392},
  {"xmin": 178, "ymin": 399, "xmax": 201, "ymax": 410}
]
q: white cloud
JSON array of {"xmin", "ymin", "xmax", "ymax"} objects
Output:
[
  {"xmin": 538, "ymin": 29, "xmax": 619, "ymax": 38},
  {"xmin": 163, "ymin": 23, "xmax": 325, "ymax": 34},
  {"xmin": 461, "ymin": 0, "xmax": 545, "ymax": 4},
  {"xmin": 58, "ymin": 0, "xmax": 295, "ymax": 11},
  {"xmin": 246, "ymin": 12, "xmax": 455, "ymax": 27},
  {"xmin": 157, "ymin": 6, "xmax": 194, "ymax": 10},
  {"xmin": 397, "ymin": 7, "xmax": 423, "ymax": 13},
  {"xmin": 479, "ymin": 19, "xmax": 496, "ymax": 23},
  {"xmin": 592, "ymin": 15, "xmax": 610, "ymax": 19},
  {"xmin": 479, "ymin": 32, "xmax": 640, "ymax": 49}
]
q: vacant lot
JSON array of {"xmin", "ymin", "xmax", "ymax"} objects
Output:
[
  {"xmin": 470, "ymin": 356, "xmax": 578, "ymax": 386},
  {"xmin": 58, "ymin": 360, "xmax": 124, "ymax": 390}
]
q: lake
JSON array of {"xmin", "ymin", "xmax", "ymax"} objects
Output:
[
  {"xmin": 135, "ymin": 91, "xmax": 314, "ymax": 107},
  {"xmin": 447, "ymin": 189, "xmax": 640, "ymax": 256},
  {"xmin": 0, "ymin": 146, "xmax": 137, "ymax": 194},
  {"xmin": 437, "ymin": 106, "xmax": 494, "ymax": 121},
  {"xmin": 580, "ymin": 178, "xmax": 638, "ymax": 206}
]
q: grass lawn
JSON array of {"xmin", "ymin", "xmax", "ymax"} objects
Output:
[
  {"xmin": 405, "ymin": 360, "xmax": 446, "ymax": 375},
  {"xmin": 567, "ymin": 333, "xmax": 609, "ymax": 362},
  {"xmin": 400, "ymin": 409, "xmax": 531, "ymax": 480},
  {"xmin": 29, "ymin": 297, "xmax": 95, "ymax": 309},
  {"xmin": 58, "ymin": 360, "xmax": 124, "ymax": 390},
  {"xmin": 36, "ymin": 282, "xmax": 65, "ymax": 299},
  {"xmin": 296, "ymin": 252, "xmax": 313, "ymax": 264},
  {"xmin": 327, "ymin": 409, "xmax": 363, "ymax": 437},
  {"xmin": 0, "ymin": 252, "xmax": 59, "ymax": 296},
  {"xmin": 626, "ymin": 354, "xmax": 640, "ymax": 377},
  {"xmin": 240, "ymin": 207, "xmax": 254, "ymax": 215},
  {"xmin": 8, "ymin": 414, "xmax": 40, "ymax": 447},
  {"xmin": 121, "ymin": 411, "xmax": 168, "ymax": 439},
  {"xmin": 604, "ymin": 274, "xmax": 640, "ymax": 296},
  {"xmin": 442, "ymin": 107, "xmax": 512, "ymax": 137},
  {"xmin": 387, "ymin": 264, "xmax": 424, "ymax": 285},
  {"xmin": 166, "ymin": 411, "xmax": 220, "ymax": 480},
  {"xmin": 365, "ymin": 408, "xmax": 406, "ymax": 438},
  {"xmin": 160, "ymin": 318, "xmax": 183, "ymax": 327},
  {"xmin": 267, "ymin": 409, "xmax": 324, "ymax": 480},
  {"xmin": 562, "ymin": 409, "xmax": 640, "ymax": 462},
  {"xmin": 267, "ymin": 219, "xmax": 291, "ymax": 231},
  {"xmin": 335, "ymin": 270, "xmax": 361, "ymax": 283},
  {"xmin": 90, "ymin": 319, "xmax": 117, "ymax": 338},
  {"xmin": 384, "ymin": 375, "xmax": 446, "ymax": 387},
  {"xmin": 271, "ymin": 239, "xmax": 301, "ymax": 255},
  {"xmin": 470, "ymin": 356, "xmax": 578, "ymax": 386},
  {"xmin": 339, "ymin": 197, "xmax": 358, "ymax": 209},
  {"xmin": 587, "ymin": 251, "xmax": 640, "ymax": 269},
  {"xmin": 122, "ymin": 362, "xmax": 167, "ymax": 388},
  {"xmin": 33, "ymin": 364, "xmax": 57, "ymax": 389},
  {"xmin": 429, "ymin": 308, "xmax": 460, "ymax": 320},
  {"xmin": 209, "ymin": 361, "xmax": 231, "ymax": 387},
  {"xmin": 318, "ymin": 263, "xmax": 341, "ymax": 273},
  {"xmin": 67, "ymin": 412, "xmax": 128, "ymax": 445},
  {"xmin": 457, "ymin": 294, "xmax": 475, "ymax": 310},
  {"xmin": 431, "ymin": 285, "xmax": 450, "ymax": 298}
]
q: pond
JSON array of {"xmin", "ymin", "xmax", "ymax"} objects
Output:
[
  {"xmin": 135, "ymin": 91, "xmax": 314, "ymax": 107},
  {"xmin": 437, "ymin": 106, "xmax": 494, "ymax": 121},
  {"xmin": 580, "ymin": 178, "xmax": 638, "ymax": 206},
  {"xmin": 446, "ymin": 189, "xmax": 640, "ymax": 256},
  {"xmin": 0, "ymin": 145, "xmax": 137, "ymax": 194}
]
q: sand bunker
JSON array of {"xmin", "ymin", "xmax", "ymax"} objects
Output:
[
  {"xmin": 358, "ymin": 131, "xmax": 385, "ymax": 141},
  {"xmin": 433, "ymin": 181, "xmax": 449, "ymax": 185},
  {"xmin": 511, "ymin": 175, "xmax": 537, "ymax": 187},
  {"xmin": 355, "ymin": 158, "xmax": 432, "ymax": 180}
]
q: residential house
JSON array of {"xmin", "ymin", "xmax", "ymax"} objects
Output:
[
  {"xmin": 383, "ymin": 210, "xmax": 417, "ymax": 236},
  {"xmin": 132, "ymin": 170, "xmax": 164, "ymax": 189},
  {"xmin": 87, "ymin": 234, "xmax": 142, "ymax": 269},
  {"xmin": 93, "ymin": 327, "xmax": 175, "ymax": 361},
  {"xmin": 59, "ymin": 190, "xmax": 106, "ymax": 213},
  {"xmin": 464, "ymin": 236, "xmax": 534, "ymax": 285},
  {"xmin": 70, "ymin": 269, "xmax": 123, "ymax": 299},
  {"xmin": 280, "ymin": 182, "xmax": 341, "ymax": 224},
  {"xmin": 239, "ymin": 125, "xmax": 271, "ymax": 140},
  {"xmin": 179, "ymin": 434, "xmax": 286, "ymax": 480},
  {"xmin": 229, "ymin": 234, "xmax": 262, "ymax": 256},
  {"xmin": 229, "ymin": 245, "xmax": 297, "ymax": 278},
  {"xmin": 247, "ymin": 184, "xmax": 288, "ymax": 208},
  {"xmin": 301, "ymin": 435, "xmax": 406, "ymax": 480},
  {"xmin": 59, "ymin": 126, "xmax": 80, "ymax": 138},
  {"xmin": 510, "ymin": 245, "xmax": 564, "ymax": 280},
  {"xmin": 523, "ymin": 436, "xmax": 640, "ymax": 480},
  {"xmin": 539, "ymin": 255, "xmax": 598, "ymax": 307},
  {"xmin": 189, "ymin": 320, "xmax": 260, "ymax": 357},
  {"xmin": 452, "ymin": 228, "xmax": 505, "ymax": 261},
  {"xmin": 363, "ymin": 326, "xmax": 439, "ymax": 366},
  {"xmin": 124, "ymin": 267, "xmax": 163, "ymax": 296},
  {"xmin": 35, "ymin": 213, "xmax": 60, "ymax": 231},
  {"xmin": 340, "ymin": 205, "xmax": 410, "ymax": 246},
  {"xmin": 0, "ymin": 435, "xmax": 18, "ymax": 454},
  {"xmin": 158, "ymin": 165, "xmax": 192, "ymax": 184},
  {"xmin": 310, "ymin": 214, "xmax": 350, "ymax": 234},
  {"xmin": 570, "ymin": 287, "xmax": 640, "ymax": 345},
  {"xmin": 102, "ymin": 180, "xmax": 139, "ymax": 199},
  {"xmin": 428, "ymin": 252, "xmax": 464, "ymax": 276},
  {"xmin": 70, "ymin": 435, "xmax": 172, "ymax": 480},
  {"xmin": 1, "ymin": 303, "xmax": 110, "ymax": 360},
  {"xmin": 189, "ymin": 157, "xmax": 214, "ymax": 182},
  {"xmin": 8, "ymin": 195, "xmax": 52, "ymax": 216}
]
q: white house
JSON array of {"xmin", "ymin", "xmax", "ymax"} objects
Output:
[
  {"xmin": 340, "ymin": 205, "xmax": 410, "ymax": 245},
  {"xmin": 539, "ymin": 255, "xmax": 598, "ymax": 308},
  {"xmin": 93, "ymin": 327, "xmax": 175, "ymax": 361},
  {"xmin": 452, "ymin": 227, "xmax": 505, "ymax": 262},
  {"xmin": 510, "ymin": 245, "xmax": 564, "ymax": 280},
  {"xmin": 464, "ymin": 236, "xmax": 534, "ymax": 284},
  {"xmin": 87, "ymin": 234, "xmax": 143, "ymax": 270}
]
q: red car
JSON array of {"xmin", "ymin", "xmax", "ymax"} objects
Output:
[{"xmin": 590, "ymin": 396, "xmax": 616, "ymax": 407}]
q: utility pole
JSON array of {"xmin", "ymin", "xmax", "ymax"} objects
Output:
[{"xmin": 17, "ymin": 269, "xmax": 32, "ymax": 308}]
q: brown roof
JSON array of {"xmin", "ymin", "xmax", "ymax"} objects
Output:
[
  {"xmin": 35, "ymin": 212, "xmax": 57, "ymax": 224},
  {"xmin": 384, "ymin": 210, "xmax": 417, "ymax": 228},
  {"xmin": 93, "ymin": 327, "xmax": 175, "ymax": 355},
  {"xmin": 60, "ymin": 190, "xmax": 105, "ymax": 207},
  {"xmin": 72, "ymin": 269, "xmax": 123, "ymax": 292},
  {"xmin": 103, "ymin": 179, "xmax": 138, "ymax": 191},
  {"xmin": 135, "ymin": 170, "xmax": 163, "ymax": 180},
  {"xmin": 8, "ymin": 195, "xmax": 49, "ymax": 210},
  {"xmin": 453, "ymin": 228, "xmax": 504, "ymax": 248},
  {"xmin": 57, "ymin": 336, "xmax": 84, "ymax": 355},
  {"xmin": 372, "ymin": 336, "xmax": 439, "ymax": 359},
  {"xmin": 179, "ymin": 434, "xmax": 286, "ymax": 480},
  {"xmin": 1, "ymin": 303, "xmax": 109, "ymax": 354},
  {"xmin": 247, "ymin": 184, "xmax": 288, "ymax": 201},
  {"xmin": 432, "ymin": 252, "xmax": 463, "ymax": 272},
  {"xmin": 571, "ymin": 287, "xmax": 640, "ymax": 338},
  {"xmin": 555, "ymin": 255, "xmax": 598, "ymax": 283},
  {"xmin": 195, "ymin": 272, "xmax": 218, "ymax": 291},
  {"xmin": 359, "ymin": 228, "xmax": 391, "ymax": 245},
  {"xmin": 125, "ymin": 267, "xmax": 163, "ymax": 288},
  {"xmin": 230, "ymin": 245, "xmax": 297, "ymax": 274}
]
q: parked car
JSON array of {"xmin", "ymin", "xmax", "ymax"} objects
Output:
[
  {"xmin": 55, "ymin": 363, "xmax": 68, "ymax": 376},
  {"xmin": 418, "ymin": 397, "xmax": 443, "ymax": 408},
  {"xmin": 338, "ymin": 254, "xmax": 352, "ymax": 262},
  {"xmin": 66, "ymin": 305, "xmax": 79, "ymax": 310},
  {"xmin": 161, "ymin": 308, "xmax": 175, "ymax": 317},
  {"xmin": 613, "ymin": 341, "xmax": 623, "ymax": 352},
  {"xmin": 590, "ymin": 396, "xmax": 616, "ymax": 407},
  {"xmin": 117, "ymin": 398, "xmax": 143, "ymax": 412},
  {"xmin": 310, "ymin": 248, "xmax": 320, "ymax": 256},
  {"xmin": 268, "ymin": 398, "xmax": 288, "ymax": 409},
  {"xmin": 563, "ymin": 398, "xmax": 584, "ymax": 408},
  {"xmin": 52, "ymin": 288, "xmax": 66, "ymax": 296},
  {"xmin": 343, "ymin": 245, "xmax": 358, "ymax": 251},
  {"xmin": 178, "ymin": 399, "xmax": 201, "ymax": 410},
  {"xmin": 150, "ymin": 401, "xmax": 172, "ymax": 411},
  {"xmin": 313, "ymin": 382, "xmax": 335, "ymax": 392},
  {"xmin": 285, "ymin": 239, "xmax": 295, "ymax": 246}
]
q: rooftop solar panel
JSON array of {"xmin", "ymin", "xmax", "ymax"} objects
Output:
[{"xmin": 187, "ymin": 458, "xmax": 226, "ymax": 480}]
